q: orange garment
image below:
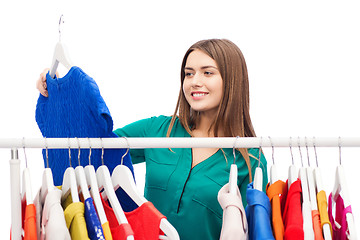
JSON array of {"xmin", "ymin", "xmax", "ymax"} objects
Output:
[
  {"xmin": 266, "ymin": 180, "xmax": 286, "ymax": 240},
  {"xmin": 22, "ymin": 201, "xmax": 37, "ymax": 240},
  {"xmin": 317, "ymin": 190, "xmax": 332, "ymax": 236},
  {"xmin": 312, "ymin": 210, "xmax": 324, "ymax": 240}
]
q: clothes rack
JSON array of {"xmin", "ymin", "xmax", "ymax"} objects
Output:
[
  {"xmin": 7, "ymin": 136, "xmax": 358, "ymax": 240},
  {"xmin": 3, "ymin": 136, "xmax": 360, "ymax": 149}
]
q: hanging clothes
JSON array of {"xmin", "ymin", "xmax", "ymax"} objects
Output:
[
  {"xmin": 311, "ymin": 210, "xmax": 324, "ymax": 240},
  {"xmin": 34, "ymin": 188, "xmax": 70, "ymax": 240},
  {"xmin": 317, "ymin": 190, "xmax": 332, "ymax": 236},
  {"xmin": 21, "ymin": 200, "xmax": 37, "ymax": 240},
  {"xmin": 100, "ymin": 194, "xmax": 134, "ymax": 239},
  {"xmin": 246, "ymin": 182, "xmax": 274, "ymax": 240},
  {"xmin": 266, "ymin": 180, "xmax": 286, "ymax": 240},
  {"xmin": 83, "ymin": 198, "xmax": 105, "ymax": 240},
  {"xmin": 328, "ymin": 193, "xmax": 351, "ymax": 240},
  {"xmin": 217, "ymin": 183, "xmax": 248, "ymax": 240},
  {"xmin": 114, "ymin": 115, "xmax": 269, "ymax": 240},
  {"xmin": 63, "ymin": 193, "xmax": 89, "ymax": 240},
  {"xmin": 281, "ymin": 179, "xmax": 304, "ymax": 240},
  {"xmin": 35, "ymin": 66, "xmax": 134, "ymax": 188}
]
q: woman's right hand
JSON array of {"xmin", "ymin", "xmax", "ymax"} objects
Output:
[{"xmin": 36, "ymin": 68, "xmax": 50, "ymax": 97}]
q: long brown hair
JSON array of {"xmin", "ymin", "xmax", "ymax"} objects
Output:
[{"xmin": 166, "ymin": 39, "xmax": 256, "ymax": 181}]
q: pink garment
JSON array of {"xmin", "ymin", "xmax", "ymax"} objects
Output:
[
  {"xmin": 217, "ymin": 183, "xmax": 248, "ymax": 240},
  {"xmin": 328, "ymin": 193, "xmax": 352, "ymax": 240}
]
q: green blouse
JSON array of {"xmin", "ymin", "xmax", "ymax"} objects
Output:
[{"xmin": 114, "ymin": 115, "xmax": 268, "ymax": 240}]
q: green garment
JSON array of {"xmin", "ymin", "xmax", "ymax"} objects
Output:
[{"xmin": 114, "ymin": 115, "xmax": 268, "ymax": 240}]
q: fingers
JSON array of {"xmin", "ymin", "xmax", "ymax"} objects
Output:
[{"xmin": 36, "ymin": 68, "xmax": 50, "ymax": 97}]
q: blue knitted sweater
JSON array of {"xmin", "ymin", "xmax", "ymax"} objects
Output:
[{"xmin": 35, "ymin": 66, "xmax": 134, "ymax": 186}]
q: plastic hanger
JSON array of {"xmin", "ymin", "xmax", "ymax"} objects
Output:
[
  {"xmin": 312, "ymin": 137, "xmax": 332, "ymax": 240},
  {"xmin": 21, "ymin": 139, "xmax": 33, "ymax": 205},
  {"xmin": 228, "ymin": 136, "xmax": 239, "ymax": 194},
  {"xmin": 96, "ymin": 138, "xmax": 135, "ymax": 240},
  {"xmin": 288, "ymin": 137, "xmax": 297, "ymax": 189},
  {"xmin": 305, "ymin": 137, "xmax": 318, "ymax": 212},
  {"xmin": 40, "ymin": 137, "xmax": 55, "ymax": 205},
  {"xmin": 61, "ymin": 138, "xmax": 80, "ymax": 203},
  {"xmin": 49, "ymin": 15, "xmax": 73, "ymax": 78},
  {"xmin": 268, "ymin": 136, "xmax": 279, "ymax": 185},
  {"xmin": 297, "ymin": 138, "xmax": 314, "ymax": 240},
  {"xmin": 84, "ymin": 138, "xmax": 108, "ymax": 225},
  {"xmin": 331, "ymin": 137, "xmax": 357, "ymax": 239},
  {"xmin": 74, "ymin": 138, "xmax": 91, "ymax": 200},
  {"xmin": 253, "ymin": 137, "xmax": 263, "ymax": 191},
  {"xmin": 111, "ymin": 137, "xmax": 180, "ymax": 240}
]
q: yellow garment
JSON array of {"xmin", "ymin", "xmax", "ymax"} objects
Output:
[
  {"xmin": 102, "ymin": 221, "xmax": 113, "ymax": 240},
  {"xmin": 316, "ymin": 190, "xmax": 333, "ymax": 237},
  {"xmin": 63, "ymin": 194, "xmax": 90, "ymax": 240}
]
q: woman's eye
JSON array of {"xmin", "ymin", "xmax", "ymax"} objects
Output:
[
  {"xmin": 185, "ymin": 72, "xmax": 193, "ymax": 77},
  {"xmin": 204, "ymin": 71, "xmax": 213, "ymax": 75}
]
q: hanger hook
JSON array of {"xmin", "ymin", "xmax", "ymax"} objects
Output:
[
  {"xmin": 313, "ymin": 136, "xmax": 319, "ymax": 167},
  {"xmin": 305, "ymin": 136, "xmax": 310, "ymax": 167},
  {"xmin": 68, "ymin": 137, "xmax": 72, "ymax": 168},
  {"xmin": 338, "ymin": 136, "xmax": 342, "ymax": 165},
  {"xmin": 233, "ymin": 136, "xmax": 240, "ymax": 164},
  {"xmin": 258, "ymin": 136, "xmax": 263, "ymax": 168},
  {"xmin": 44, "ymin": 137, "xmax": 49, "ymax": 168},
  {"xmin": 298, "ymin": 136, "xmax": 303, "ymax": 167},
  {"xmin": 100, "ymin": 138, "xmax": 104, "ymax": 165},
  {"xmin": 22, "ymin": 137, "xmax": 28, "ymax": 168},
  {"xmin": 87, "ymin": 138, "xmax": 92, "ymax": 165},
  {"xmin": 289, "ymin": 136, "xmax": 294, "ymax": 165},
  {"xmin": 59, "ymin": 14, "xmax": 64, "ymax": 42},
  {"xmin": 268, "ymin": 136, "xmax": 275, "ymax": 165},
  {"xmin": 76, "ymin": 137, "xmax": 81, "ymax": 166},
  {"xmin": 120, "ymin": 137, "xmax": 130, "ymax": 165}
]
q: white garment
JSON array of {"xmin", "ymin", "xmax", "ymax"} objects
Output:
[
  {"xmin": 217, "ymin": 183, "xmax": 248, "ymax": 240},
  {"xmin": 34, "ymin": 188, "xmax": 71, "ymax": 240}
]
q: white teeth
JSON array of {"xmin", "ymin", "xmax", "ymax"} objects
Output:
[{"xmin": 193, "ymin": 93, "xmax": 207, "ymax": 97}]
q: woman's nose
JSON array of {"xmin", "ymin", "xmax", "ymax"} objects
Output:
[{"xmin": 191, "ymin": 73, "xmax": 203, "ymax": 87}]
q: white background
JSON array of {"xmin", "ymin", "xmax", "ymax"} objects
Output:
[{"xmin": 1, "ymin": 0, "xmax": 360, "ymax": 236}]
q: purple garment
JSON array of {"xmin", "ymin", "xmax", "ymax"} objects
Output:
[{"xmin": 328, "ymin": 193, "xmax": 352, "ymax": 240}]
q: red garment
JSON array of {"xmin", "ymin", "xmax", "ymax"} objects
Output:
[
  {"xmin": 282, "ymin": 179, "xmax": 304, "ymax": 240},
  {"xmin": 266, "ymin": 180, "xmax": 286, "ymax": 240},
  {"xmin": 21, "ymin": 200, "xmax": 37, "ymax": 240},
  {"xmin": 100, "ymin": 195, "xmax": 134, "ymax": 240},
  {"xmin": 101, "ymin": 195, "xmax": 166, "ymax": 240}
]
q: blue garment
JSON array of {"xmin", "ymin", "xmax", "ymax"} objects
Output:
[
  {"xmin": 246, "ymin": 182, "xmax": 275, "ymax": 240},
  {"xmin": 84, "ymin": 197, "xmax": 105, "ymax": 240},
  {"xmin": 35, "ymin": 66, "xmax": 137, "ymax": 211}
]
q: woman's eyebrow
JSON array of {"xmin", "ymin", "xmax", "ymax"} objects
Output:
[{"xmin": 184, "ymin": 66, "xmax": 218, "ymax": 70}]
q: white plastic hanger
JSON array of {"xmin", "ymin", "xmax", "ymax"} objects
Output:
[
  {"xmin": 96, "ymin": 139, "xmax": 134, "ymax": 240},
  {"xmin": 84, "ymin": 138, "xmax": 108, "ymax": 225},
  {"xmin": 297, "ymin": 140, "xmax": 314, "ymax": 240},
  {"xmin": 111, "ymin": 138, "xmax": 180, "ymax": 240},
  {"xmin": 305, "ymin": 138, "xmax": 318, "ymax": 212},
  {"xmin": 49, "ymin": 15, "xmax": 73, "ymax": 78},
  {"xmin": 268, "ymin": 136, "xmax": 279, "ymax": 185},
  {"xmin": 40, "ymin": 137, "xmax": 55, "ymax": 205},
  {"xmin": 331, "ymin": 138, "xmax": 357, "ymax": 239},
  {"xmin": 253, "ymin": 137, "xmax": 263, "ymax": 191},
  {"xmin": 21, "ymin": 140, "xmax": 33, "ymax": 205},
  {"xmin": 228, "ymin": 136, "xmax": 239, "ymax": 195},
  {"xmin": 61, "ymin": 138, "xmax": 80, "ymax": 203},
  {"xmin": 74, "ymin": 138, "xmax": 91, "ymax": 200},
  {"xmin": 312, "ymin": 138, "xmax": 332, "ymax": 240},
  {"xmin": 288, "ymin": 137, "xmax": 297, "ymax": 189}
]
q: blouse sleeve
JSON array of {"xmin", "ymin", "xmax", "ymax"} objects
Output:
[{"xmin": 113, "ymin": 117, "xmax": 154, "ymax": 164}]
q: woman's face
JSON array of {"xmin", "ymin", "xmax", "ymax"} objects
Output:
[{"xmin": 183, "ymin": 50, "xmax": 223, "ymax": 117}]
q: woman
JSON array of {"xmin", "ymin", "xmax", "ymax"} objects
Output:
[{"xmin": 37, "ymin": 38, "xmax": 268, "ymax": 240}]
